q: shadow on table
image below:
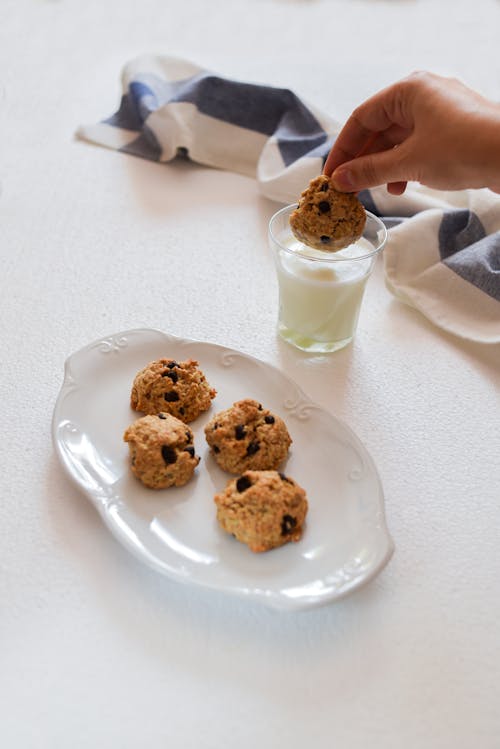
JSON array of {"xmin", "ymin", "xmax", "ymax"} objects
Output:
[
  {"xmin": 45, "ymin": 448, "xmax": 393, "ymax": 687},
  {"xmin": 385, "ymin": 298, "xmax": 500, "ymax": 386}
]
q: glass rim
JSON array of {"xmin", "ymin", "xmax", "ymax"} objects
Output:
[{"xmin": 268, "ymin": 203, "xmax": 388, "ymax": 263}]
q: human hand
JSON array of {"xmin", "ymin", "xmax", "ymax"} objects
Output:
[{"xmin": 324, "ymin": 71, "xmax": 500, "ymax": 195}]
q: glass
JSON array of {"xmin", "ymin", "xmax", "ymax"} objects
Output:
[{"xmin": 268, "ymin": 204, "xmax": 387, "ymax": 353}]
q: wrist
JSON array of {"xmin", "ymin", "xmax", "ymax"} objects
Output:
[{"xmin": 472, "ymin": 103, "xmax": 500, "ymax": 192}]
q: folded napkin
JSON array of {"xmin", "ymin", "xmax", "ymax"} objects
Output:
[{"xmin": 77, "ymin": 55, "xmax": 500, "ymax": 344}]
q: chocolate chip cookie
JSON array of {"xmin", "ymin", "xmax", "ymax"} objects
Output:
[
  {"xmin": 214, "ymin": 470, "xmax": 308, "ymax": 552},
  {"xmin": 123, "ymin": 412, "xmax": 200, "ymax": 489},
  {"xmin": 130, "ymin": 358, "xmax": 216, "ymax": 423},
  {"xmin": 289, "ymin": 174, "xmax": 366, "ymax": 251},
  {"xmin": 204, "ymin": 398, "xmax": 292, "ymax": 474}
]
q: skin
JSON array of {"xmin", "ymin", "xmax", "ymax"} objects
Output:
[{"xmin": 323, "ymin": 71, "xmax": 500, "ymax": 195}]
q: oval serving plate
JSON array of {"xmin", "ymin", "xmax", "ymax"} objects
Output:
[{"xmin": 52, "ymin": 328, "xmax": 394, "ymax": 611}]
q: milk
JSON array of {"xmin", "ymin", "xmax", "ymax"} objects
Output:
[{"xmin": 275, "ymin": 237, "xmax": 374, "ymax": 352}]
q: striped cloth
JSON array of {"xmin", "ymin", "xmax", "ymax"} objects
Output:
[{"xmin": 77, "ymin": 55, "xmax": 500, "ymax": 343}]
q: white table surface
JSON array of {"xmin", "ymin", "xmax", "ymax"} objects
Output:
[{"xmin": 2, "ymin": 1, "xmax": 500, "ymax": 746}]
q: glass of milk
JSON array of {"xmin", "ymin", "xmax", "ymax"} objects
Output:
[{"xmin": 269, "ymin": 204, "xmax": 387, "ymax": 353}]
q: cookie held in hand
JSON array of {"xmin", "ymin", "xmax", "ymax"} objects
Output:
[{"xmin": 289, "ymin": 174, "xmax": 366, "ymax": 251}]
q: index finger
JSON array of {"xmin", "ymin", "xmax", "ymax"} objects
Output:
[
  {"xmin": 324, "ymin": 80, "xmax": 411, "ymax": 175},
  {"xmin": 324, "ymin": 119, "xmax": 377, "ymax": 175}
]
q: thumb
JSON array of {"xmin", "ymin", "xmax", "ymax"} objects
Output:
[{"xmin": 331, "ymin": 147, "xmax": 408, "ymax": 192}]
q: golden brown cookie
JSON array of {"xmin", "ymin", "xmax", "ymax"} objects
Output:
[
  {"xmin": 289, "ymin": 174, "xmax": 366, "ymax": 251},
  {"xmin": 123, "ymin": 413, "xmax": 200, "ymax": 489},
  {"xmin": 204, "ymin": 398, "xmax": 292, "ymax": 474},
  {"xmin": 130, "ymin": 358, "xmax": 216, "ymax": 423},
  {"xmin": 214, "ymin": 470, "xmax": 308, "ymax": 552}
]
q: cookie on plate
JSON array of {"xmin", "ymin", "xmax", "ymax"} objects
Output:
[
  {"xmin": 123, "ymin": 413, "xmax": 200, "ymax": 489},
  {"xmin": 204, "ymin": 398, "xmax": 291, "ymax": 474},
  {"xmin": 289, "ymin": 174, "xmax": 366, "ymax": 251},
  {"xmin": 214, "ymin": 470, "xmax": 308, "ymax": 552},
  {"xmin": 130, "ymin": 358, "xmax": 216, "ymax": 423}
]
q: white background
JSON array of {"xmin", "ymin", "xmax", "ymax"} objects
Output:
[{"xmin": 1, "ymin": 0, "xmax": 500, "ymax": 746}]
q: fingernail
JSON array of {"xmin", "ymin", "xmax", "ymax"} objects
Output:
[{"xmin": 332, "ymin": 168, "xmax": 354, "ymax": 191}]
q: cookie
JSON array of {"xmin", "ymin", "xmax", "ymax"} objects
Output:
[
  {"xmin": 204, "ymin": 398, "xmax": 292, "ymax": 474},
  {"xmin": 214, "ymin": 470, "xmax": 308, "ymax": 552},
  {"xmin": 130, "ymin": 358, "xmax": 216, "ymax": 423},
  {"xmin": 123, "ymin": 413, "xmax": 200, "ymax": 489},
  {"xmin": 289, "ymin": 174, "xmax": 366, "ymax": 251}
]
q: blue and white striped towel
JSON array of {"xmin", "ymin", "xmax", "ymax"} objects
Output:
[{"xmin": 77, "ymin": 55, "xmax": 500, "ymax": 344}]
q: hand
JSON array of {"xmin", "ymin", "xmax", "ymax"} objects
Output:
[{"xmin": 323, "ymin": 71, "xmax": 500, "ymax": 195}]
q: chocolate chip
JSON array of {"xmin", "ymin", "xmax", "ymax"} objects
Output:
[
  {"xmin": 320, "ymin": 235, "xmax": 331, "ymax": 244},
  {"xmin": 162, "ymin": 370, "xmax": 178, "ymax": 383},
  {"xmin": 281, "ymin": 514, "xmax": 297, "ymax": 535},
  {"xmin": 264, "ymin": 415, "xmax": 275, "ymax": 424},
  {"xmin": 179, "ymin": 407, "xmax": 185, "ymax": 415},
  {"xmin": 213, "ymin": 422, "xmax": 219, "ymax": 430},
  {"xmin": 258, "ymin": 404, "xmax": 263, "ymax": 411},
  {"xmin": 185, "ymin": 431, "xmax": 192, "ymax": 442},
  {"xmin": 279, "ymin": 472, "xmax": 292, "ymax": 483},
  {"xmin": 164, "ymin": 391, "xmax": 180, "ymax": 402},
  {"xmin": 158, "ymin": 413, "xmax": 167, "ymax": 420},
  {"xmin": 161, "ymin": 445, "xmax": 177, "ymax": 464},
  {"xmin": 166, "ymin": 361, "xmax": 177, "ymax": 369},
  {"xmin": 318, "ymin": 201, "xmax": 330, "ymax": 214},
  {"xmin": 246, "ymin": 441, "xmax": 260, "ymax": 456},
  {"xmin": 184, "ymin": 446, "xmax": 195, "ymax": 457},
  {"xmin": 235, "ymin": 424, "xmax": 246, "ymax": 440},
  {"xmin": 212, "ymin": 445, "xmax": 220, "ymax": 453},
  {"xmin": 236, "ymin": 475, "xmax": 252, "ymax": 492},
  {"xmin": 320, "ymin": 181, "xmax": 329, "ymax": 192}
]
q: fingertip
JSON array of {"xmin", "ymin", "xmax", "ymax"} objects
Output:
[
  {"xmin": 322, "ymin": 152, "xmax": 337, "ymax": 177},
  {"xmin": 331, "ymin": 167, "xmax": 355, "ymax": 192}
]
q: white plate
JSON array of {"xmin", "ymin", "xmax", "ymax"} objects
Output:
[{"xmin": 52, "ymin": 328, "xmax": 394, "ymax": 611}]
